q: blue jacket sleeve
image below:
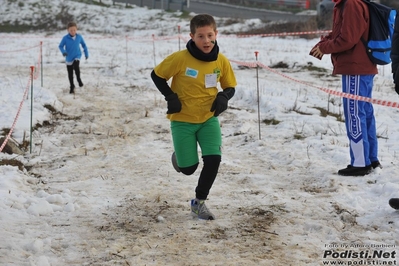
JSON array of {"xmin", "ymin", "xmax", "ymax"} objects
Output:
[
  {"xmin": 58, "ymin": 36, "xmax": 66, "ymax": 55},
  {"xmin": 80, "ymin": 36, "xmax": 89, "ymax": 59}
]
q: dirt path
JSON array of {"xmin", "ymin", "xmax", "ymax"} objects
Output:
[
  {"xmin": 24, "ymin": 68, "xmax": 297, "ymax": 265},
  {"xmin": 3, "ymin": 64, "xmax": 380, "ymax": 266}
]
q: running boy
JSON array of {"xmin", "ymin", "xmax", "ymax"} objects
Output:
[
  {"xmin": 58, "ymin": 22, "xmax": 89, "ymax": 94},
  {"xmin": 151, "ymin": 14, "xmax": 237, "ymax": 220}
]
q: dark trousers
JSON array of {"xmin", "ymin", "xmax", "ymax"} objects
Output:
[
  {"xmin": 195, "ymin": 155, "xmax": 221, "ymax": 200},
  {"xmin": 67, "ymin": 60, "xmax": 82, "ymax": 89},
  {"xmin": 180, "ymin": 155, "xmax": 221, "ymax": 200}
]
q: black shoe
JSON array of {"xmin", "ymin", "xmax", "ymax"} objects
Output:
[
  {"xmin": 69, "ymin": 85, "xmax": 75, "ymax": 94},
  {"xmin": 371, "ymin": 161, "xmax": 382, "ymax": 169},
  {"xmin": 78, "ymin": 81, "xmax": 84, "ymax": 87},
  {"xmin": 338, "ymin": 165, "xmax": 372, "ymax": 176},
  {"xmin": 389, "ymin": 198, "xmax": 399, "ymax": 210}
]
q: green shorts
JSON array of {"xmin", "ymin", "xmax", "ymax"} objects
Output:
[{"xmin": 171, "ymin": 116, "xmax": 222, "ymax": 168}]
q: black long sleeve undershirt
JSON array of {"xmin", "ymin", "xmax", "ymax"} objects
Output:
[
  {"xmin": 222, "ymin": 87, "xmax": 235, "ymax": 100},
  {"xmin": 151, "ymin": 70, "xmax": 174, "ymax": 97},
  {"xmin": 151, "ymin": 69, "xmax": 235, "ymax": 99}
]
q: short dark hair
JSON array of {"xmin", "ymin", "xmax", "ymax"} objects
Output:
[
  {"xmin": 190, "ymin": 14, "xmax": 216, "ymax": 34},
  {"xmin": 67, "ymin": 22, "xmax": 77, "ymax": 29}
]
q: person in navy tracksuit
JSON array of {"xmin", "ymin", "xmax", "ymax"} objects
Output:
[
  {"xmin": 310, "ymin": 0, "xmax": 381, "ymax": 176},
  {"xmin": 58, "ymin": 22, "xmax": 89, "ymax": 94}
]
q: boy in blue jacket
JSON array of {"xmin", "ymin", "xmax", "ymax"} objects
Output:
[{"xmin": 58, "ymin": 22, "xmax": 89, "ymax": 94}]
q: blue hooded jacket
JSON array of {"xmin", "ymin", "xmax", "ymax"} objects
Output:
[{"xmin": 58, "ymin": 33, "xmax": 89, "ymax": 63}]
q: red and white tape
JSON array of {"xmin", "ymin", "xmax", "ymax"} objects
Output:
[
  {"xmin": 0, "ymin": 75, "xmax": 32, "ymax": 153},
  {"xmin": 0, "ymin": 44, "xmax": 40, "ymax": 53},
  {"xmin": 229, "ymin": 59, "xmax": 399, "ymax": 108}
]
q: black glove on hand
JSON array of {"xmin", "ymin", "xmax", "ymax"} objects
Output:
[
  {"xmin": 63, "ymin": 53, "xmax": 67, "ymax": 57},
  {"xmin": 210, "ymin": 92, "xmax": 229, "ymax": 117},
  {"xmin": 395, "ymin": 84, "xmax": 399, "ymax": 95},
  {"xmin": 165, "ymin": 93, "xmax": 182, "ymax": 114}
]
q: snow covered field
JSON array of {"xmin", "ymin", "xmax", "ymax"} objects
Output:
[{"xmin": 0, "ymin": 1, "xmax": 399, "ymax": 265}]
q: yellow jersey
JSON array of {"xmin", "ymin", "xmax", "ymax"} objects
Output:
[{"xmin": 154, "ymin": 49, "xmax": 237, "ymax": 123}]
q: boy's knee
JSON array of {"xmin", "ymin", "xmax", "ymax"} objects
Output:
[
  {"xmin": 203, "ymin": 155, "xmax": 221, "ymax": 165},
  {"xmin": 180, "ymin": 163, "xmax": 199, "ymax": 175}
]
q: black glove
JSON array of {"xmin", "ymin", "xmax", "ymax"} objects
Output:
[
  {"xmin": 63, "ymin": 53, "xmax": 67, "ymax": 57},
  {"xmin": 395, "ymin": 84, "xmax": 399, "ymax": 95},
  {"xmin": 210, "ymin": 92, "xmax": 229, "ymax": 117},
  {"xmin": 165, "ymin": 93, "xmax": 182, "ymax": 114}
]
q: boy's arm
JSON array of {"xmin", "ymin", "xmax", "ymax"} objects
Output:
[
  {"xmin": 151, "ymin": 70, "xmax": 181, "ymax": 114},
  {"xmin": 222, "ymin": 87, "xmax": 235, "ymax": 100},
  {"xmin": 151, "ymin": 70, "xmax": 174, "ymax": 96},
  {"xmin": 210, "ymin": 87, "xmax": 235, "ymax": 117},
  {"xmin": 80, "ymin": 36, "xmax": 89, "ymax": 59},
  {"xmin": 58, "ymin": 37, "xmax": 66, "ymax": 55},
  {"xmin": 219, "ymin": 56, "xmax": 237, "ymax": 98}
]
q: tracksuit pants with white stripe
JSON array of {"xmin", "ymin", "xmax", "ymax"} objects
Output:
[{"xmin": 342, "ymin": 74, "xmax": 378, "ymax": 167}]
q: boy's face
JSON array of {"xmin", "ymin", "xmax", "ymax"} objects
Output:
[
  {"xmin": 68, "ymin": 26, "xmax": 77, "ymax": 36},
  {"xmin": 190, "ymin": 25, "xmax": 217, "ymax": 54}
]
